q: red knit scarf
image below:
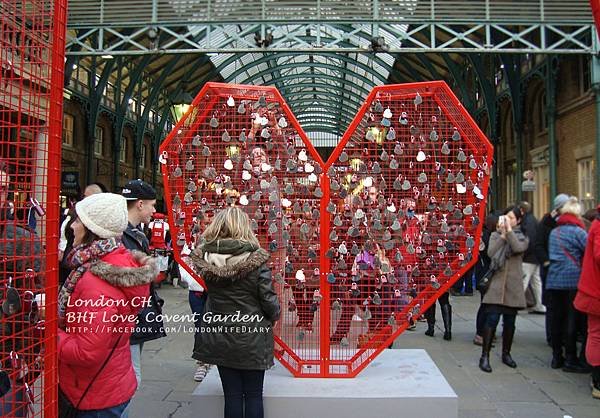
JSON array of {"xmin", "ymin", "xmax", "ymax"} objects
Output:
[{"xmin": 557, "ymin": 213, "xmax": 585, "ymax": 229}]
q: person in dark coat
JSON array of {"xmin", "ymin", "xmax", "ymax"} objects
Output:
[
  {"xmin": 479, "ymin": 206, "xmax": 529, "ymax": 373},
  {"xmin": 534, "ymin": 193, "xmax": 570, "ymax": 344},
  {"xmin": 518, "ymin": 201, "xmax": 544, "ymax": 313},
  {"xmin": 190, "ymin": 207, "xmax": 280, "ymax": 418},
  {"xmin": 120, "ymin": 179, "xmax": 165, "ymax": 418}
]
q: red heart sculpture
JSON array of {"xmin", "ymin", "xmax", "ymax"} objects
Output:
[{"xmin": 160, "ymin": 81, "xmax": 493, "ymax": 377}]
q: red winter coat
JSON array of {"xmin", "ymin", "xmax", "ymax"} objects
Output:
[
  {"xmin": 58, "ymin": 246, "xmax": 157, "ymax": 410},
  {"xmin": 575, "ymin": 218, "xmax": 600, "ymax": 316}
]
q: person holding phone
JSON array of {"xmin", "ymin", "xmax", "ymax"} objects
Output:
[{"xmin": 478, "ymin": 206, "xmax": 529, "ymax": 373}]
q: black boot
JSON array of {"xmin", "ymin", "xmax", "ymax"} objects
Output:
[
  {"xmin": 551, "ymin": 349, "xmax": 564, "ymax": 369},
  {"xmin": 501, "ymin": 326, "xmax": 517, "ymax": 368},
  {"xmin": 424, "ymin": 306, "xmax": 435, "ymax": 337},
  {"xmin": 563, "ymin": 355, "xmax": 589, "ymax": 373},
  {"xmin": 479, "ymin": 327, "xmax": 494, "ymax": 373},
  {"xmin": 441, "ymin": 304, "xmax": 452, "ymax": 341},
  {"xmin": 578, "ymin": 334, "xmax": 592, "ymax": 372}
]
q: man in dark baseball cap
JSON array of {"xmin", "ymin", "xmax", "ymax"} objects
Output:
[
  {"xmin": 120, "ymin": 179, "xmax": 165, "ymax": 418},
  {"xmin": 122, "ymin": 178, "xmax": 157, "ymax": 202}
]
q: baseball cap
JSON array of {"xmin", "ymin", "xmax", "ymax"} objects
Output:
[{"xmin": 122, "ymin": 179, "xmax": 157, "ymax": 201}]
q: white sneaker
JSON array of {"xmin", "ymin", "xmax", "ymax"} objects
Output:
[
  {"xmin": 529, "ymin": 305, "xmax": 546, "ymax": 314},
  {"xmin": 194, "ymin": 363, "xmax": 210, "ymax": 382}
]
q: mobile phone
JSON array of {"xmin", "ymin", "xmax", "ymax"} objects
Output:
[{"xmin": 498, "ymin": 215, "xmax": 506, "ymax": 227}]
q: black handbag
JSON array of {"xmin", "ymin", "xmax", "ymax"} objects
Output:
[
  {"xmin": 130, "ymin": 284, "xmax": 167, "ymax": 344},
  {"xmin": 476, "ymin": 268, "xmax": 496, "ymax": 294},
  {"xmin": 58, "ymin": 334, "xmax": 122, "ymax": 418}
]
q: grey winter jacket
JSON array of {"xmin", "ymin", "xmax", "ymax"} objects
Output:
[
  {"xmin": 190, "ymin": 245, "xmax": 280, "ymax": 370},
  {"xmin": 482, "ymin": 229, "xmax": 529, "ymax": 309}
]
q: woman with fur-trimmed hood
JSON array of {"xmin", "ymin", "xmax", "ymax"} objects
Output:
[
  {"xmin": 190, "ymin": 207, "xmax": 280, "ymax": 418},
  {"xmin": 58, "ymin": 193, "xmax": 157, "ymax": 416}
]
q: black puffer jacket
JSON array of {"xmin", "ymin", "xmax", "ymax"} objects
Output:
[
  {"xmin": 121, "ymin": 222, "xmax": 166, "ymax": 345},
  {"xmin": 534, "ymin": 213, "xmax": 557, "ymax": 275},
  {"xmin": 520, "ymin": 212, "xmax": 539, "ymax": 264},
  {"xmin": 190, "ymin": 241, "xmax": 280, "ymax": 370}
]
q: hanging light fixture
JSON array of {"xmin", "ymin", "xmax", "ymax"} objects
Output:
[{"xmin": 171, "ymin": 86, "xmax": 194, "ymax": 123}]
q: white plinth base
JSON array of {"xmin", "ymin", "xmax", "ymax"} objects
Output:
[{"xmin": 192, "ymin": 349, "xmax": 457, "ymax": 418}]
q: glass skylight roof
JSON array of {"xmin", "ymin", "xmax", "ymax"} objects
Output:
[{"xmin": 194, "ymin": 22, "xmax": 408, "ymax": 141}]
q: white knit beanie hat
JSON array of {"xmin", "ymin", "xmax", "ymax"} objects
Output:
[{"xmin": 76, "ymin": 193, "xmax": 128, "ymax": 239}]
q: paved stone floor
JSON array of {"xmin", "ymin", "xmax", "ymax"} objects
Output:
[{"xmin": 130, "ymin": 286, "xmax": 599, "ymax": 418}]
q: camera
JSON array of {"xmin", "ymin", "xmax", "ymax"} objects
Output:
[{"xmin": 498, "ymin": 215, "xmax": 506, "ymax": 228}]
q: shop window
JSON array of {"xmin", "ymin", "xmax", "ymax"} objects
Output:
[
  {"xmin": 505, "ymin": 172, "xmax": 516, "ymax": 207},
  {"xmin": 62, "ymin": 114, "xmax": 74, "ymax": 146},
  {"xmin": 120, "ymin": 137, "xmax": 127, "ymax": 163},
  {"xmin": 94, "ymin": 126, "xmax": 104, "ymax": 156},
  {"xmin": 140, "ymin": 144, "xmax": 147, "ymax": 168},
  {"xmin": 579, "ymin": 55, "xmax": 591, "ymax": 94},
  {"xmin": 578, "ymin": 158, "xmax": 595, "ymax": 211}
]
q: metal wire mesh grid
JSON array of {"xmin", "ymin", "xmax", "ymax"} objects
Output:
[
  {"xmin": 161, "ymin": 81, "xmax": 493, "ymax": 377},
  {"xmin": 1, "ymin": 0, "xmax": 66, "ymax": 415}
]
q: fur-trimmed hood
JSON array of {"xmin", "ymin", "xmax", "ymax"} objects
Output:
[
  {"xmin": 190, "ymin": 246, "xmax": 270, "ymax": 282},
  {"xmin": 89, "ymin": 248, "xmax": 158, "ymax": 288}
]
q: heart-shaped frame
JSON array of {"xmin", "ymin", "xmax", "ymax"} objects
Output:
[{"xmin": 160, "ymin": 82, "xmax": 493, "ymax": 377}]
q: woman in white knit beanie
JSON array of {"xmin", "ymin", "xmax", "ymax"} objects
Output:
[{"xmin": 57, "ymin": 193, "xmax": 158, "ymax": 416}]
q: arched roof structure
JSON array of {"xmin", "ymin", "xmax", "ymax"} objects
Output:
[{"xmin": 65, "ymin": 0, "xmax": 597, "ymax": 146}]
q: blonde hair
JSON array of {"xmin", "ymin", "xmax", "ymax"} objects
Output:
[
  {"xmin": 202, "ymin": 207, "xmax": 260, "ymax": 248},
  {"xmin": 560, "ymin": 197, "xmax": 582, "ymax": 217}
]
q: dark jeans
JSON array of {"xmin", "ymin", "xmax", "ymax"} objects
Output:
[
  {"xmin": 189, "ymin": 291, "xmax": 207, "ymax": 333},
  {"xmin": 77, "ymin": 401, "xmax": 129, "ymax": 418},
  {"xmin": 541, "ymin": 265, "xmax": 552, "ymax": 343},
  {"xmin": 476, "ymin": 292, "xmax": 486, "ymax": 336},
  {"xmin": 484, "ymin": 311, "xmax": 516, "ymax": 331},
  {"xmin": 217, "ymin": 366, "xmax": 265, "ymax": 418},
  {"xmin": 548, "ymin": 289, "xmax": 586, "ymax": 360}
]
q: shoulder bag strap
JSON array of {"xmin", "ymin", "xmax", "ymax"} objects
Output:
[
  {"xmin": 557, "ymin": 228, "xmax": 581, "ymax": 268},
  {"xmin": 74, "ymin": 334, "xmax": 123, "ymax": 409}
]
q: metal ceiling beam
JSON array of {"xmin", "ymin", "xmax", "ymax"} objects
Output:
[{"xmin": 66, "ymin": 21, "xmax": 596, "ymax": 55}]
